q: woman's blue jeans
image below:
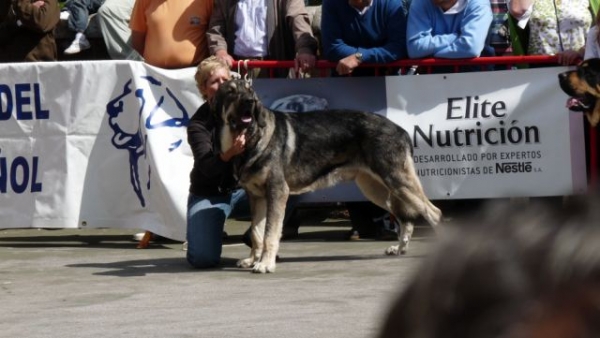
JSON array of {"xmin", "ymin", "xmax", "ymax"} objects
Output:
[
  {"xmin": 186, "ymin": 189, "xmax": 297, "ymax": 268},
  {"xmin": 186, "ymin": 189, "xmax": 248, "ymax": 268}
]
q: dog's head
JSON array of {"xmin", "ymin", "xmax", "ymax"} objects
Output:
[
  {"xmin": 211, "ymin": 79, "xmax": 266, "ymax": 134},
  {"xmin": 558, "ymin": 58, "xmax": 600, "ymax": 126}
]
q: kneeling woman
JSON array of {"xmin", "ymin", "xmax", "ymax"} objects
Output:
[{"xmin": 186, "ymin": 56, "xmax": 295, "ymax": 268}]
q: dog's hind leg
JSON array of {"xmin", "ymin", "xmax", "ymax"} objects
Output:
[
  {"xmin": 237, "ymin": 195, "xmax": 266, "ymax": 269},
  {"xmin": 383, "ymin": 156, "xmax": 442, "ymax": 231},
  {"xmin": 354, "ymin": 173, "xmax": 414, "ymax": 255},
  {"xmin": 385, "ymin": 201, "xmax": 415, "ymax": 256},
  {"xmin": 252, "ymin": 183, "xmax": 289, "ymax": 274}
]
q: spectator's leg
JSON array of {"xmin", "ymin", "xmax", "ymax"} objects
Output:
[
  {"xmin": 63, "ymin": 1, "xmax": 93, "ymax": 54},
  {"xmin": 96, "ymin": 0, "xmax": 142, "ymax": 60},
  {"xmin": 346, "ymin": 201, "xmax": 387, "ymax": 239},
  {"xmin": 89, "ymin": 0, "xmax": 104, "ymax": 13},
  {"xmin": 65, "ymin": 0, "xmax": 89, "ymax": 33}
]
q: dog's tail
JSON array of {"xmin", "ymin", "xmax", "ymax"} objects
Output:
[
  {"xmin": 404, "ymin": 156, "xmax": 443, "ymax": 229},
  {"xmin": 422, "ymin": 198, "xmax": 442, "ymax": 230}
]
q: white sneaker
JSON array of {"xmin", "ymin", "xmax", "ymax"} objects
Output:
[
  {"xmin": 64, "ymin": 35, "xmax": 91, "ymax": 55},
  {"xmin": 132, "ymin": 232, "xmax": 146, "ymax": 241}
]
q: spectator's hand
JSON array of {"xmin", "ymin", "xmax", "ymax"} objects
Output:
[
  {"xmin": 295, "ymin": 52, "xmax": 316, "ymax": 73},
  {"xmin": 336, "ymin": 54, "xmax": 361, "ymax": 75},
  {"xmin": 557, "ymin": 49, "xmax": 582, "ymax": 66},
  {"xmin": 215, "ymin": 49, "xmax": 234, "ymax": 68},
  {"xmin": 32, "ymin": 0, "xmax": 46, "ymax": 8},
  {"xmin": 220, "ymin": 133, "xmax": 245, "ymax": 162}
]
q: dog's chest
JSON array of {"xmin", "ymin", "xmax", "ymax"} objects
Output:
[{"xmin": 219, "ymin": 125, "xmax": 234, "ymax": 153}]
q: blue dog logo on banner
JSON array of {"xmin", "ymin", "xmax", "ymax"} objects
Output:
[{"xmin": 106, "ymin": 76, "xmax": 190, "ymax": 207}]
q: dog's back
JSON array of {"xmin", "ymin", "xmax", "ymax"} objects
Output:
[
  {"xmin": 276, "ymin": 109, "xmax": 413, "ymax": 155},
  {"xmin": 260, "ymin": 109, "xmax": 415, "ymax": 193}
]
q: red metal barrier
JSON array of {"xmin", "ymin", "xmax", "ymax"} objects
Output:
[{"xmin": 233, "ymin": 56, "xmax": 598, "ymax": 190}]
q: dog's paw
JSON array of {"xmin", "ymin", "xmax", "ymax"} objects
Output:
[
  {"xmin": 252, "ymin": 261, "xmax": 276, "ymax": 274},
  {"xmin": 385, "ymin": 244, "xmax": 408, "ymax": 255},
  {"xmin": 236, "ymin": 257, "xmax": 255, "ymax": 269},
  {"xmin": 385, "ymin": 245, "xmax": 400, "ymax": 255}
]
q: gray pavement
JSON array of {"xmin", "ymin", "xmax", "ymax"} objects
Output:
[{"xmin": 0, "ymin": 213, "xmax": 438, "ymax": 338}]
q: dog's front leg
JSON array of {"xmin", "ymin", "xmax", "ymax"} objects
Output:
[
  {"xmin": 237, "ymin": 195, "xmax": 266, "ymax": 269},
  {"xmin": 252, "ymin": 185, "xmax": 289, "ymax": 274}
]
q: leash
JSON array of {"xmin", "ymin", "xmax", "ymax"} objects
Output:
[{"xmin": 237, "ymin": 59, "xmax": 253, "ymax": 86}]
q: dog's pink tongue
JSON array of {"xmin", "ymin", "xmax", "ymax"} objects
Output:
[
  {"xmin": 242, "ymin": 117, "xmax": 252, "ymax": 123},
  {"xmin": 566, "ymin": 97, "xmax": 579, "ymax": 108}
]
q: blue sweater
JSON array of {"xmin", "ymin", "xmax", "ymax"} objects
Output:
[
  {"xmin": 321, "ymin": 0, "xmax": 408, "ymax": 63},
  {"xmin": 407, "ymin": 0, "xmax": 493, "ymax": 58}
]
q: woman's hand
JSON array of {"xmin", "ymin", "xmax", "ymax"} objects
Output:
[{"xmin": 220, "ymin": 133, "xmax": 246, "ymax": 162}]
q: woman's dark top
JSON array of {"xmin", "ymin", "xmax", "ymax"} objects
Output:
[{"xmin": 187, "ymin": 102, "xmax": 236, "ymax": 196}]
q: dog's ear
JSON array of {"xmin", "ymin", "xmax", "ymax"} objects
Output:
[
  {"xmin": 581, "ymin": 60, "xmax": 600, "ymax": 96},
  {"xmin": 240, "ymin": 81, "xmax": 268, "ymax": 129},
  {"xmin": 252, "ymin": 90, "xmax": 269, "ymax": 129}
]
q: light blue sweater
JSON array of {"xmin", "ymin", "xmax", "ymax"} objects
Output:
[{"xmin": 407, "ymin": 0, "xmax": 493, "ymax": 58}]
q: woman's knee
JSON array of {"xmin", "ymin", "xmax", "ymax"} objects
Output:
[{"xmin": 186, "ymin": 251, "xmax": 220, "ymax": 269}]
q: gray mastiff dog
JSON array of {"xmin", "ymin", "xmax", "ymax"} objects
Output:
[{"xmin": 211, "ymin": 79, "xmax": 442, "ymax": 273}]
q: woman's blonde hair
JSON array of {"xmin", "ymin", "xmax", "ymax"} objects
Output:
[{"xmin": 195, "ymin": 56, "xmax": 231, "ymax": 100}]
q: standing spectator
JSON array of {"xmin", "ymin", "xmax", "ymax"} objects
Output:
[
  {"xmin": 0, "ymin": 0, "xmax": 60, "ymax": 62},
  {"xmin": 407, "ymin": 0, "xmax": 494, "ymax": 59},
  {"xmin": 206, "ymin": 0, "xmax": 318, "ymax": 77},
  {"xmin": 490, "ymin": 0, "xmax": 513, "ymax": 56},
  {"xmin": 60, "ymin": 0, "xmax": 105, "ymax": 54},
  {"xmin": 319, "ymin": 0, "xmax": 408, "ymax": 240},
  {"xmin": 320, "ymin": 0, "xmax": 409, "ymax": 76},
  {"xmin": 97, "ymin": 0, "xmax": 142, "ymax": 60},
  {"xmin": 584, "ymin": 6, "xmax": 600, "ymax": 59},
  {"xmin": 508, "ymin": 0, "xmax": 592, "ymax": 65},
  {"xmin": 489, "ymin": 0, "xmax": 531, "ymax": 67},
  {"xmin": 130, "ymin": 0, "xmax": 213, "ymax": 68},
  {"xmin": 128, "ymin": 0, "xmax": 213, "ymax": 246}
]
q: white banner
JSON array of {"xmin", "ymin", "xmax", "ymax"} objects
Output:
[
  {"xmin": 0, "ymin": 61, "xmax": 587, "ymax": 239},
  {"xmin": 386, "ymin": 67, "xmax": 587, "ymax": 199},
  {"xmin": 1, "ymin": 61, "xmax": 200, "ymax": 240}
]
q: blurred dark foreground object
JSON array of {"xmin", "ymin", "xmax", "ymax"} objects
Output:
[{"xmin": 378, "ymin": 195, "xmax": 600, "ymax": 338}]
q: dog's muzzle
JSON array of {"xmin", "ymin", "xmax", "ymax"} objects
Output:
[
  {"xmin": 238, "ymin": 99, "xmax": 254, "ymax": 128},
  {"xmin": 558, "ymin": 72, "xmax": 592, "ymax": 112},
  {"xmin": 558, "ymin": 72, "xmax": 577, "ymax": 97}
]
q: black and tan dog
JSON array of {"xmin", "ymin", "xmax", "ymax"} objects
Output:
[
  {"xmin": 558, "ymin": 58, "xmax": 600, "ymax": 127},
  {"xmin": 211, "ymin": 79, "xmax": 442, "ymax": 273}
]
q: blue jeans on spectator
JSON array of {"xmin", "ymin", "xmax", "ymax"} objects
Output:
[
  {"xmin": 64, "ymin": 0, "xmax": 105, "ymax": 32},
  {"xmin": 186, "ymin": 189, "xmax": 297, "ymax": 268}
]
